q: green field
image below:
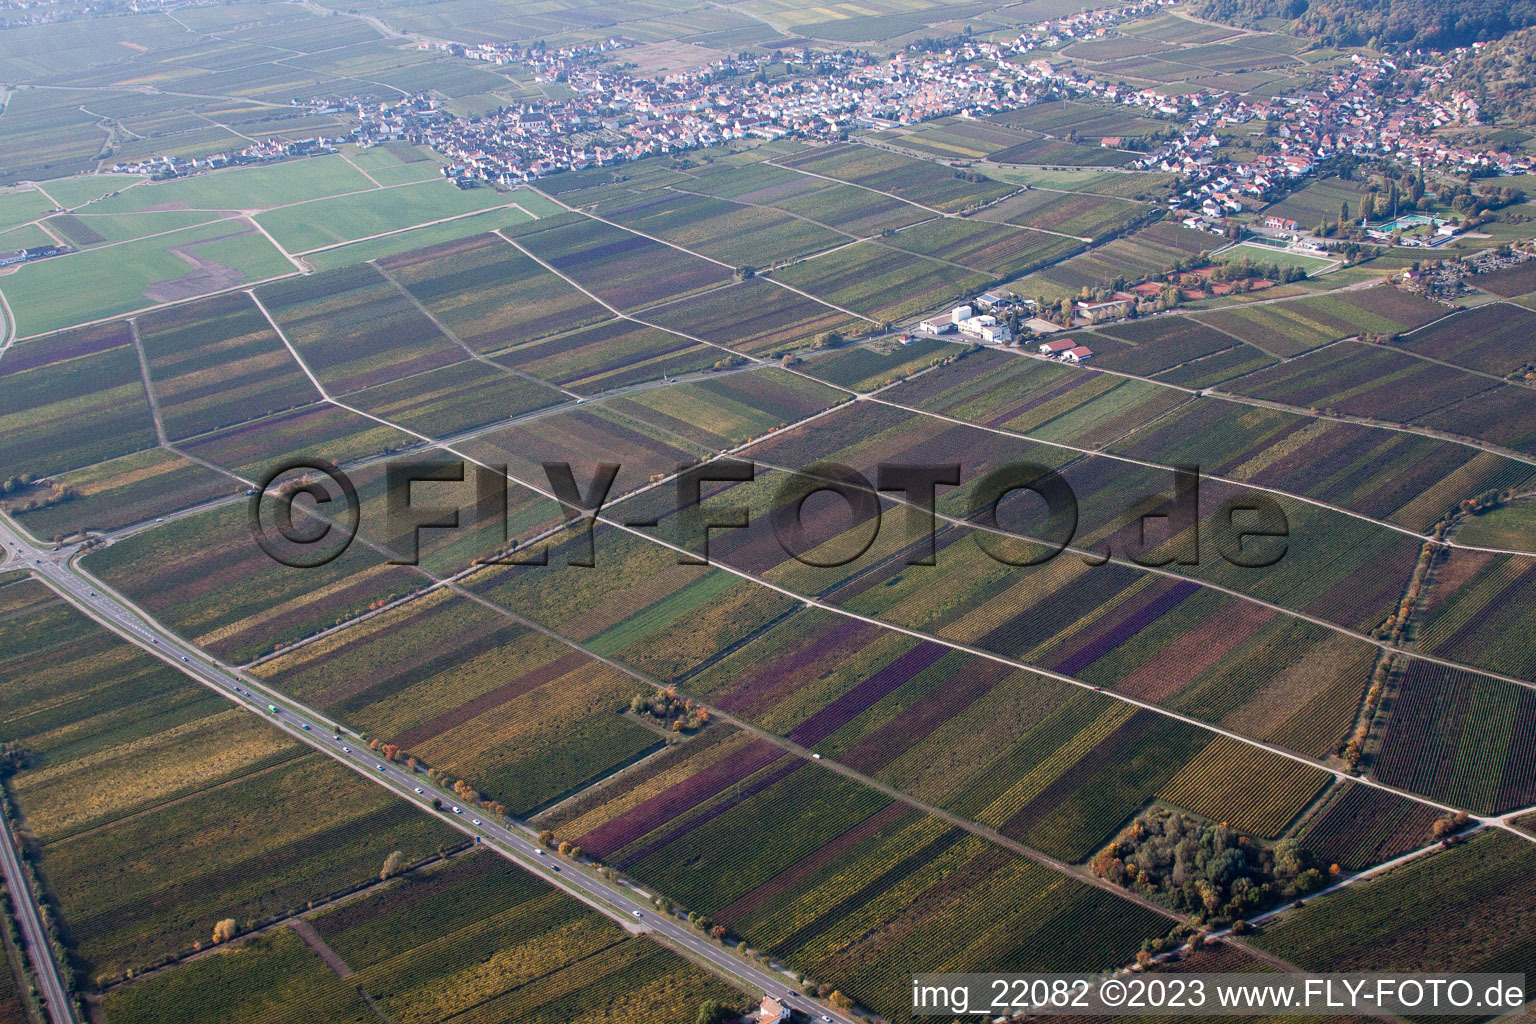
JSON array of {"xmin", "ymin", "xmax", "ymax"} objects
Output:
[
  {"xmin": 83, "ymin": 156, "xmax": 373, "ymax": 215},
  {"xmin": 0, "ymin": 219, "xmax": 294, "ymax": 336},
  {"xmin": 1455, "ymin": 500, "xmax": 1536, "ymax": 554},
  {"xmin": 0, "ymin": 186, "xmax": 55, "ymax": 233},
  {"xmin": 1217, "ymin": 241, "xmax": 1338, "ymax": 273},
  {"xmin": 300, "ymin": 204, "xmax": 541, "ymax": 270},
  {"xmin": 257, "ymin": 178, "xmax": 516, "ymax": 253}
]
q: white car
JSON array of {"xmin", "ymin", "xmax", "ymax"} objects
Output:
[
  {"xmin": 376, "ymin": 764, "xmax": 386, "ymax": 771},
  {"xmin": 631, "ymin": 911, "xmax": 642, "ymax": 919},
  {"xmin": 342, "ymin": 746, "xmax": 350, "ymax": 753},
  {"xmin": 452, "ymin": 806, "xmax": 462, "ymax": 814},
  {"xmin": 414, "ymin": 787, "xmax": 423, "ymax": 794},
  {"xmin": 472, "ymin": 818, "xmax": 482, "ymax": 826},
  {"xmin": 535, "ymin": 849, "xmax": 545, "ymax": 856}
]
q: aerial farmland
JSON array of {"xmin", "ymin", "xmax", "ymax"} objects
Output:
[{"xmin": 0, "ymin": 0, "xmax": 1534, "ymax": 1021}]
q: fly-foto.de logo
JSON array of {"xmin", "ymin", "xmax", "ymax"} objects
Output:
[{"xmin": 248, "ymin": 457, "xmax": 1290, "ymax": 571}]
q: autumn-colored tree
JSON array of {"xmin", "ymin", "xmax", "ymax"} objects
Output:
[
  {"xmin": 558, "ymin": 840, "xmax": 573, "ymax": 856},
  {"xmin": 382, "ymin": 744, "xmax": 400, "ymax": 762},
  {"xmin": 711, "ymin": 924, "xmax": 727, "ymax": 940},
  {"xmin": 211, "ymin": 919, "xmax": 237, "ymax": 944},
  {"xmin": 538, "ymin": 830, "xmax": 555, "ymax": 848},
  {"xmin": 405, "ymin": 757, "xmax": 418, "ymax": 771},
  {"xmin": 381, "ymin": 850, "xmax": 406, "ymax": 881},
  {"xmin": 368, "ymin": 737, "xmax": 381, "ymax": 751},
  {"xmin": 829, "ymin": 991, "xmax": 854, "ymax": 1010}
]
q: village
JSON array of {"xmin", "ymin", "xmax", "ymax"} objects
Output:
[{"xmin": 101, "ymin": 1, "xmax": 1534, "ymax": 257}]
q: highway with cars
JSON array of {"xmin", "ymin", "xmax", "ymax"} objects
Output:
[
  {"xmin": 0, "ymin": 792, "xmax": 73, "ymax": 1024},
  {"xmin": 0, "ymin": 514, "xmax": 848, "ymax": 1024}
]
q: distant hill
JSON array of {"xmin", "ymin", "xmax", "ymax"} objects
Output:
[{"xmin": 1191, "ymin": 0, "xmax": 1536, "ymax": 50}]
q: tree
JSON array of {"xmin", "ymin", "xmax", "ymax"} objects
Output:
[
  {"xmin": 538, "ymin": 830, "xmax": 555, "ymax": 848},
  {"xmin": 381, "ymin": 850, "xmax": 406, "ymax": 881},
  {"xmin": 696, "ymin": 1001, "xmax": 735, "ymax": 1024},
  {"xmin": 211, "ymin": 919, "xmax": 238, "ymax": 944}
]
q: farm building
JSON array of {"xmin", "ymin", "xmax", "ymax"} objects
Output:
[
  {"xmin": 1062, "ymin": 345, "xmax": 1094, "ymax": 362},
  {"xmin": 1040, "ymin": 338, "xmax": 1076, "ymax": 355},
  {"xmin": 759, "ymin": 996, "xmax": 789, "ymax": 1023}
]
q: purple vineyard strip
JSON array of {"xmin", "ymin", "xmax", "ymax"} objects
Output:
[
  {"xmin": 787, "ymin": 642, "xmax": 950, "ymax": 749},
  {"xmin": 576, "ymin": 738, "xmax": 786, "ymax": 857},
  {"xmin": 615, "ymin": 757, "xmax": 805, "ymax": 869},
  {"xmin": 1050, "ymin": 578, "xmax": 1201, "ymax": 678}
]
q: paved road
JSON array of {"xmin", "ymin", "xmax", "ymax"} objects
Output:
[
  {"xmin": 0, "ymin": 803, "xmax": 73, "ymax": 1024},
  {"xmin": 0, "ymin": 517, "xmax": 848, "ymax": 1024}
]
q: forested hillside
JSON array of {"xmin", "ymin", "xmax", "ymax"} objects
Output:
[{"xmin": 1191, "ymin": 0, "xmax": 1536, "ymax": 50}]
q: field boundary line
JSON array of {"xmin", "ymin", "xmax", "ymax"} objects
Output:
[
  {"xmin": 491, "ymin": 228, "xmax": 779, "ymax": 365},
  {"xmin": 529, "ymin": 187, "xmax": 881, "ymax": 325},
  {"xmin": 245, "ymin": 350, "xmax": 1516, "ymax": 840},
  {"xmin": 369, "ymin": 259, "xmax": 584, "ymax": 399}
]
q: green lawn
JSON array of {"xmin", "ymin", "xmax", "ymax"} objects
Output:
[
  {"xmin": 0, "ymin": 186, "xmax": 54, "ymax": 233},
  {"xmin": 1219, "ymin": 241, "xmax": 1337, "ymax": 273},
  {"xmin": 256, "ymin": 178, "xmax": 515, "ymax": 253},
  {"xmin": 0, "ymin": 219, "xmax": 294, "ymax": 336},
  {"xmin": 47, "ymin": 209, "xmax": 226, "ymax": 246},
  {"xmin": 300, "ymin": 203, "xmax": 540, "ymax": 271},
  {"xmin": 34, "ymin": 174, "xmax": 146, "ymax": 209},
  {"xmin": 0, "ymin": 223, "xmax": 55, "ymax": 251},
  {"xmin": 1456, "ymin": 501, "xmax": 1536, "ymax": 555},
  {"xmin": 83, "ymin": 156, "xmax": 373, "ymax": 215}
]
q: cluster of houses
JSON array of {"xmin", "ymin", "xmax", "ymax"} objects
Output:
[
  {"xmin": 410, "ymin": 0, "xmax": 1524, "ymax": 192},
  {"xmin": 108, "ymin": 136, "xmax": 341, "ymax": 178},
  {"xmin": 0, "ymin": 0, "xmax": 219, "ymax": 29},
  {"xmin": 333, "ymin": 1, "xmax": 1195, "ymax": 184},
  {"xmin": 1153, "ymin": 45, "xmax": 1534, "ymax": 229}
]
